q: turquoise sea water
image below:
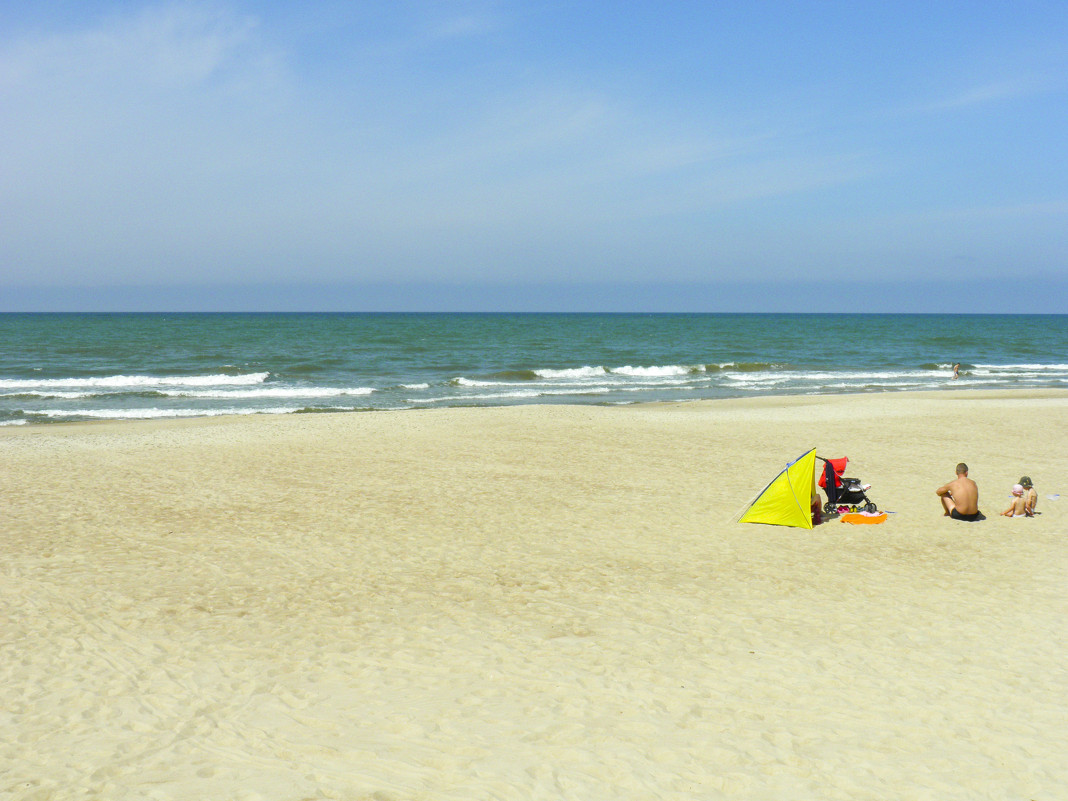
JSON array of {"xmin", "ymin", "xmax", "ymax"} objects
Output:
[{"xmin": 1, "ymin": 313, "xmax": 1066, "ymax": 425}]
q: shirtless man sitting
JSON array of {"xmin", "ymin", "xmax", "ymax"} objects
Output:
[{"xmin": 936, "ymin": 462, "xmax": 985, "ymax": 521}]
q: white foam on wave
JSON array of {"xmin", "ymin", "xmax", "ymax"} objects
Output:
[
  {"xmin": 533, "ymin": 364, "xmax": 695, "ymax": 379},
  {"xmin": 727, "ymin": 377, "xmax": 793, "ymax": 388},
  {"xmin": 409, "ymin": 391, "xmax": 539, "ymax": 403},
  {"xmin": 723, "ymin": 369, "xmax": 933, "ymax": 385},
  {"xmin": 32, "ymin": 405, "xmax": 358, "ymax": 420},
  {"xmin": 0, "ymin": 390, "xmax": 98, "ymax": 399},
  {"xmin": 972, "ymin": 363, "xmax": 1068, "ymax": 371},
  {"xmin": 456, "ymin": 374, "xmax": 698, "ymax": 390},
  {"xmin": 163, "ymin": 387, "xmax": 374, "ymax": 399},
  {"xmin": 402, "ymin": 383, "xmax": 430, "ymax": 390},
  {"xmin": 534, "ymin": 366, "xmax": 607, "ymax": 379},
  {"xmin": 615, "ymin": 376, "xmax": 699, "ymax": 388},
  {"xmin": 0, "ymin": 372, "xmax": 271, "ymax": 389},
  {"xmin": 969, "ymin": 367, "xmax": 1068, "ymax": 378},
  {"xmin": 0, "ymin": 419, "xmax": 27, "ymax": 426},
  {"xmin": 409, "ymin": 386, "xmax": 616, "ymax": 404},
  {"xmin": 611, "ymin": 364, "xmax": 692, "ymax": 377}
]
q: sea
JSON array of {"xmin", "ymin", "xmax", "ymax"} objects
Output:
[{"xmin": 1, "ymin": 313, "xmax": 1066, "ymax": 426}]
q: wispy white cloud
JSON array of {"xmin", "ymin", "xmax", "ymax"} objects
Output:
[
  {"xmin": 424, "ymin": 9, "xmax": 499, "ymax": 41},
  {"xmin": 1, "ymin": 4, "xmax": 259, "ymax": 91},
  {"xmin": 918, "ymin": 199, "xmax": 1068, "ymax": 222},
  {"xmin": 922, "ymin": 76, "xmax": 1049, "ymax": 112}
]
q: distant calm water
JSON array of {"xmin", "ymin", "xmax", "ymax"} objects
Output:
[{"xmin": 1, "ymin": 313, "xmax": 1066, "ymax": 426}]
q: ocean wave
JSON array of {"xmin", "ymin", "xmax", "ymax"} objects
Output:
[
  {"xmin": 1, "ymin": 386, "xmax": 380, "ymax": 401},
  {"xmin": 409, "ymin": 391, "xmax": 539, "ymax": 403},
  {"xmin": 464, "ymin": 364, "xmax": 713, "ymax": 385},
  {"xmin": 462, "ymin": 361, "xmax": 941, "ymax": 388},
  {"xmin": 968, "ymin": 366, "xmax": 1068, "ymax": 377},
  {"xmin": 453, "ymin": 373, "xmax": 700, "ymax": 390},
  {"xmin": 535, "ymin": 364, "xmax": 701, "ymax": 378},
  {"xmin": 703, "ymin": 362, "xmax": 781, "ymax": 372},
  {"xmin": 725, "ymin": 376, "xmax": 794, "ymax": 387},
  {"xmin": 8, "ymin": 365, "xmax": 1068, "ymax": 425},
  {"xmin": 534, "ymin": 366, "xmax": 607, "ymax": 379},
  {"xmin": 490, "ymin": 369, "xmax": 540, "ymax": 380},
  {"xmin": 161, "ymin": 387, "xmax": 374, "ymax": 399},
  {"xmin": 32, "ymin": 405, "xmax": 312, "ymax": 420},
  {"xmin": 0, "ymin": 390, "xmax": 101, "ymax": 399},
  {"xmin": 0, "ymin": 372, "xmax": 271, "ymax": 389},
  {"xmin": 925, "ymin": 362, "xmax": 967, "ymax": 371},
  {"xmin": 611, "ymin": 365, "xmax": 691, "ymax": 377},
  {"xmin": 920, "ymin": 362, "xmax": 1068, "ymax": 376},
  {"xmin": 971, "ymin": 363, "xmax": 1068, "ymax": 371},
  {"xmin": 724, "ymin": 369, "xmax": 946, "ymax": 383},
  {"xmin": 409, "ymin": 386, "xmax": 616, "ymax": 403},
  {"xmin": 292, "ymin": 405, "xmax": 372, "ymax": 414}
]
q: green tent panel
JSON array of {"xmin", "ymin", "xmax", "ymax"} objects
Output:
[{"xmin": 739, "ymin": 448, "xmax": 818, "ymax": 529}]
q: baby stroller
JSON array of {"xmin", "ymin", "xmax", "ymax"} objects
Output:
[{"xmin": 818, "ymin": 456, "xmax": 877, "ymax": 514}]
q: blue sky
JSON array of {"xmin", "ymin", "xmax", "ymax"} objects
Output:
[{"xmin": 2, "ymin": 1, "xmax": 1066, "ymax": 311}]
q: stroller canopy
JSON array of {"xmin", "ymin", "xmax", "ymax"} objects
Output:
[{"xmin": 817, "ymin": 457, "xmax": 849, "ymax": 489}]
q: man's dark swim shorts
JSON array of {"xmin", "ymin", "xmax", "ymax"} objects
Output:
[{"xmin": 950, "ymin": 509, "xmax": 986, "ymax": 521}]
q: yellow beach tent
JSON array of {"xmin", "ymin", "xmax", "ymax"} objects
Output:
[{"xmin": 739, "ymin": 448, "xmax": 818, "ymax": 528}]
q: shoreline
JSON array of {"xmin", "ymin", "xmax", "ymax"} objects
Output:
[
  {"xmin": 4, "ymin": 385, "xmax": 1067, "ymax": 435},
  {"xmin": 3, "ymin": 388, "xmax": 1066, "ymax": 798}
]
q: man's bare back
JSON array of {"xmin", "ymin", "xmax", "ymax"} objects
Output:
[{"xmin": 936, "ymin": 463, "xmax": 983, "ymax": 520}]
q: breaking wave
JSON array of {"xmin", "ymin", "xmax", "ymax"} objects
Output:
[{"xmin": 0, "ymin": 372, "xmax": 270, "ymax": 389}]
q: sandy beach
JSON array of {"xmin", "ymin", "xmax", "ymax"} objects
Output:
[{"xmin": 3, "ymin": 389, "xmax": 1066, "ymax": 800}]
